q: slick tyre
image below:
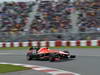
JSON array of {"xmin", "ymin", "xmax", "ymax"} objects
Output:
[
  {"xmin": 26, "ymin": 54, "xmax": 32, "ymax": 61},
  {"xmin": 49, "ymin": 57, "xmax": 55, "ymax": 62},
  {"xmin": 63, "ymin": 51, "xmax": 69, "ymax": 53},
  {"xmin": 70, "ymin": 55, "xmax": 76, "ymax": 58}
]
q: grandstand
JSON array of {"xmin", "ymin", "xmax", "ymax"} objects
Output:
[{"xmin": 0, "ymin": 0, "xmax": 100, "ymax": 42}]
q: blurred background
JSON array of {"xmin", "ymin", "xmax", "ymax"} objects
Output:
[{"xmin": 0, "ymin": 0, "xmax": 99, "ymax": 42}]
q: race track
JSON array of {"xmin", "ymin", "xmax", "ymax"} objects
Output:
[{"xmin": 0, "ymin": 48, "xmax": 100, "ymax": 75}]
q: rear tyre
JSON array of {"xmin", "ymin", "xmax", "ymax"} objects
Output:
[
  {"xmin": 26, "ymin": 54, "xmax": 32, "ymax": 61},
  {"xmin": 49, "ymin": 57, "xmax": 55, "ymax": 62},
  {"xmin": 49, "ymin": 53, "xmax": 61, "ymax": 62}
]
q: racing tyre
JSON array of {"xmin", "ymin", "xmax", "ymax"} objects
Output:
[
  {"xmin": 49, "ymin": 53, "xmax": 61, "ymax": 62},
  {"xmin": 49, "ymin": 53, "xmax": 56, "ymax": 62},
  {"xmin": 26, "ymin": 54, "xmax": 32, "ymax": 61},
  {"xmin": 70, "ymin": 55, "xmax": 76, "ymax": 58},
  {"xmin": 63, "ymin": 51, "xmax": 69, "ymax": 53},
  {"xmin": 49, "ymin": 57, "xmax": 55, "ymax": 62}
]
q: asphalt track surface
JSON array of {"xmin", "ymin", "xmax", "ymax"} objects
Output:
[{"xmin": 0, "ymin": 48, "xmax": 100, "ymax": 75}]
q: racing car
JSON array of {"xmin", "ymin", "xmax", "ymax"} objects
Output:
[{"xmin": 26, "ymin": 47, "xmax": 76, "ymax": 62}]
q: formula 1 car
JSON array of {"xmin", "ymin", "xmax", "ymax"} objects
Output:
[{"xmin": 26, "ymin": 47, "xmax": 76, "ymax": 62}]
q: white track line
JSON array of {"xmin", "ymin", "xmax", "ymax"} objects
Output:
[
  {"xmin": 0, "ymin": 53, "xmax": 25, "ymax": 55},
  {"xmin": 0, "ymin": 62, "xmax": 80, "ymax": 75},
  {"xmin": 0, "ymin": 53, "xmax": 14, "ymax": 55}
]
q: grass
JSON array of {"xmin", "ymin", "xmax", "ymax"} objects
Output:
[
  {"xmin": 0, "ymin": 46, "xmax": 100, "ymax": 50},
  {"xmin": 0, "ymin": 64, "xmax": 30, "ymax": 73},
  {"xmin": 0, "ymin": 47, "xmax": 29, "ymax": 50}
]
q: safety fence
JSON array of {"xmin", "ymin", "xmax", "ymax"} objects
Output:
[
  {"xmin": 0, "ymin": 40, "xmax": 100, "ymax": 47},
  {"xmin": 0, "ymin": 31, "xmax": 100, "ymax": 42}
]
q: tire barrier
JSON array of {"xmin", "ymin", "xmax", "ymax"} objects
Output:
[{"xmin": 0, "ymin": 40, "xmax": 99, "ymax": 47}]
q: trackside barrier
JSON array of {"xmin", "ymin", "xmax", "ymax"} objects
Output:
[
  {"xmin": 97, "ymin": 40, "xmax": 100, "ymax": 46},
  {"xmin": 19, "ymin": 42, "xmax": 23, "ymax": 47},
  {"xmin": 28, "ymin": 41, "xmax": 32, "ymax": 47},
  {"xmin": 46, "ymin": 41, "xmax": 49, "ymax": 47},
  {"xmin": 76, "ymin": 40, "xmax": 80, "ymax": 46},
  {"xmin": 66, "ymin": 41, "xmax": 71, "ymax": 46},
  {"xmin": 86, "ymin": 40, "xmax": 91, "ymax": 46},
  {"xmin": 2, "ymin": 42, "xmax": 6, "ymax": 47},
  {"xmin": 55, "ymin": 40, "xmax": 62, "ymax": 47},
  {"xmin": 37, "ymin": 41, "xmax": 40, "ymax": 47},
  {"xmin": 0, "ymin": 40, "xmax": 100, "ymax": 47},
  {"xmin": 10, "ymin": 42, "xmax": 14, "ymax": 47}
]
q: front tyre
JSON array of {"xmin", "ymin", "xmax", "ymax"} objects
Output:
[
  {"xmin": 63, "ymin": 51, "xmax": 69, "ymax": 53},
  {"xmin": 70, "ymin": 55, "xmax": 76, "ymax": 58}
]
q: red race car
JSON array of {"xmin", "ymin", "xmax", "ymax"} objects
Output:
[{"xmin": 26, "ymin": 47, "xmax": 76, "ymax": 62}]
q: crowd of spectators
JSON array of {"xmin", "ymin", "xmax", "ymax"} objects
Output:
[
  {"xmin": 76, "ymin": 1, "xmax": 100, "ymax": 32},
  {"xmin": 0, "ymin": 0, "xmax": 100, "ymax": 41},
  {"xmin": 30, "ymin": 0, "xmax": 72, "ymax": 34},
  {"xmin": 0, "ymin": 1, "xmax": 35, "ymax": 34}
]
